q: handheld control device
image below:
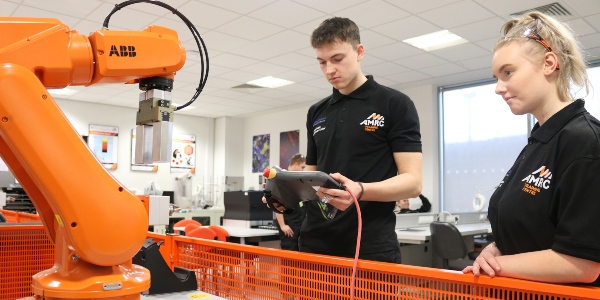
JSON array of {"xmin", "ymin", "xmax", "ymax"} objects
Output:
[{"xmin": 262, "ymin": 166, "xmax": 344, "ymax": 214}]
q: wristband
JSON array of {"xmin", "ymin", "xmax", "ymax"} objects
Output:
[{"xmin": 357, "ymin": 181, "xmax": 364, "ymax": 201}]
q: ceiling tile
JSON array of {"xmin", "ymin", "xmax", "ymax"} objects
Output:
[
  {"xmin": 450, "ymin": 17, "xmax": 506, "ymax": 42},
  {"xmin": 368, "ymin": 41, "xmax": 424, "ymax": 61},
  {"xmin": 85, "ymin": 3, "xmax": 160, "ymax": 30},
  {"xmin": 12, "ymin": 5, "xmax": 81, "ymax": 27},
  {"xmin": 475, "ymin": 37, "xmax": 500, "ymax": 53},
  {"xmin": 584, "ymin": 14, "xmax": 600, "ymax": 32},
  {"xmin": 420, "ymin": 63, "xmax": 467, "ymax": 77},
  {"xmin": 578, "ymin": 33, "xmax": 600, "ymax": 50},
  {"xmin": 201, "ymin": 31, "xmax": 251, "ymax": 53},
  {"xmin": 240, "ymin": 62, "xmax": 290, "ymax": 77},
  {"xmin": 372, "ymin": 16, "xmax": 441, "ymax": 41},
  {"xmin": 562, "ymin": 0, "xmax": 600, "ymax": 17},
  {"xmin": 102, "ymin": 0, "xmax": 189, "ymax": 16},
  {"xmin": 567, "ymin": 18, "xmax": 597, "ymax": 36},
  {"xmin": 220, "ymin": 69, "xmax": 263, "ymax": 84},
  {"xmin": 361, "ymin": 29, "xmax": 398, "ymax": 49},
  {"xmin": 473, "ymin": 0, "xmax": 551, "ymax": 17},
  {"xmin": 383, "ymin": 0, "xmax": 461, "ymax": 14},
  {"xmin": 215, "ymin": 16, "xmax": 285, "ymax": 41},
  {"xmin": 274, "ymin": 70, "xmax": 321, "ymax": 84},
  {"xmin": 459, "ymin": 55, "xmax": 492, "ymax": 71},
  {"xmin": 228, "ymin": 42, "xmax": 292, "ymax": 61},
  {"xmin": 210, "ymin": 53, "xmax": 260, "ymax": 69},
  {"xmin": 268, "ymin": 52, "xmax": 315, "ymax": 69},
  {"xmin": 22, "ymin": 0, "xmax": 101, "ymax": 19},
  {"xmin": 430, "ymin": 43, "xmax": 490, "ymax": 62},
  {"xmin": 334, "ymin": 0, "xmax": 411, "ymax": 28},
  {"xmin": 364, "ymin": 62, "xmax": 410, "ymax": 77},
  {"xmin": 248, "ymin": 1, "xmax": 326, "ymax": 28},
  {"xmin": 418, "ymin": 0, "xmax": 495, "ymax": 29},
  {"xmin": 197, "ymin": 0, "xmax": 277, "ymax": 15},
  {"xmin": 394, "ymin": 53, "xmax": 449, "ymax": 70},
  {"xmin": 1, "ymin": 1, "xmax": 18, "ymax": 15},
  {"xmin": 385, "ymin": 71, "xmax": 431, "ymax": 84},
  {"xmin": 169, "ymin": 1, "xmax": 241, "ymax": 30},
  {"xmin": 292, "ymin": 0, "xmax": 366, "ymax": 14},
  {"xmin": 361, "ymin": 55, "xmax": 387, "ymax": 68}
]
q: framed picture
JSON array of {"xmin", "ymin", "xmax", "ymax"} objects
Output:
[
  {"xmin": 87, "ymin": 124, "xmax": 118, "ymax": 170},
  {"xmin": 252, "ymin": 134, "xmax": 270, "ymax": 173}
]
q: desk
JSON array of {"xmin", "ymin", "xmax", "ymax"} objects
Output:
[
  {"xmin": 174, "ymin": 225, "xmax": 279, "ymax": 245},
  {"xmin": 396, "ymin": 222, "xmax": 491, "ymax": 268},
  {"xmin": 396, "ymin": 222, "xmax": 491, "ymax": 244}
]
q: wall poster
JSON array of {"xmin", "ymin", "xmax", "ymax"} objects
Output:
[
  {"xmin": 87, "ymin": 124, "xmax": 118, "ymax": 170},
  {"xmin": 171, "ymin": 133, "xmax": 196, "ymax": 174},
  {"xmin": 279, "ymin": 130, "xmax": 300, "ymax": 169},
  {"xmin": 252, "ymin": 134, "xmax": 270, "ymax": 173}
]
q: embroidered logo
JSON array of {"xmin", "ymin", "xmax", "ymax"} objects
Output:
[
  {"xmin": 359, "ymin": 113, "xmax": 385, "ymax": 132},
  {"xmin": 313, "ymin": 126, "xmax": 325, "ymax": 136},
  {"xmin": 313, "ymin": 117, "xmax": 326, "ymax": 126},
  {"xmin": 521, "ymin": 166, "xmax": 552, "ymax": 195}
]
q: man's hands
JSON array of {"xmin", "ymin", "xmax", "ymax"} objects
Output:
[{"xmin": 315, "ymin": 173, "xmax": 362, "ymax": 211}]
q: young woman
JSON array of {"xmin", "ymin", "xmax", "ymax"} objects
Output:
[{"xmin": 463, "ymin": 11, "xmax": 600, "ymax": 286}]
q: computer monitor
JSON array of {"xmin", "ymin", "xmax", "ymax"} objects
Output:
[{"xmin": 162, "ymin": 190, "xmax": 175, "ymax": 204}]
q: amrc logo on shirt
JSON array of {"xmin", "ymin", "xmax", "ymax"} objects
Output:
[
  {"xmin": 359, "ymin": 113, "xmax": 385, "ymax": 132},
  {"xmin": 521, "ymin": 166, "xmax": 552, "ymax": 195}
]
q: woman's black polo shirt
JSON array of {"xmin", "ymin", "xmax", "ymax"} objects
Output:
[
  {"xmin": 302, "ymin": 75, "xmax": 421, "ymax": 257},
  {"xmin": 489, "ymin": 100, "xmax": 600, "ymax": 286}
]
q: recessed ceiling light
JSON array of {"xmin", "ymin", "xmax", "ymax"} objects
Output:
[
  {"xmin": 47, "ymin": 88, "xmax": 79, "ymax": 96},
  {"xmin": 403, "ymin": 30, "xmax": 468, "ymax": 52},
  {"xmin": 247, "ymin": 76, "xmax": 294, "ymax": 88}
]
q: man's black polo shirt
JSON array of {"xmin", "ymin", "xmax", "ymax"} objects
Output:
[{"xmin": 302, "ymin": 75, "xmax": 421, "ymax": 256}]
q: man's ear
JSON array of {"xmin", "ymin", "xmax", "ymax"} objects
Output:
[{"xmin": 356, "ymin": 44, "xmax": 365, "ymax": 61}]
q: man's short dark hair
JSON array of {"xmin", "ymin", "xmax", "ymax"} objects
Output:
[{"xmin": 310, "ymin": 17, "xmax": 360, "ymax": 49}]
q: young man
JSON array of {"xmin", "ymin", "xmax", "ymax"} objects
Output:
[
  {"xmin": 302, "ymin": 17, "xmax": 422, "ymax": 263},
  {"xmin": 275, "ymin": 153, "xmax": 306, "ymax": 250}
]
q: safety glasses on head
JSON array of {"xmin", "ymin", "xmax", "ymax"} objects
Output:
[{"xmin": 503, "ymin": 21, "xmax": 560, "ymax": 71}]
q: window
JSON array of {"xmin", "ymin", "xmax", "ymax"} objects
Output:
[
  {"xmin": 440, "ymin": 82, "xmax": 529, "ymax": 212},
  {"xmin": 439, "ymin": 64, "xmax": 600, "ymax": 213}
]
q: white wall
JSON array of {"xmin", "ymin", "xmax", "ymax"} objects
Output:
[
  {"xmin": 55, "ymin": 99, "xmax": 215, "ymax": 204},
  {"xmin": 237, "ymin": 85, "xmax": 440, "ymax": 211},
  {"xmin": 241, "ymin": 105, "xmax": 312, "ymax": 191}
]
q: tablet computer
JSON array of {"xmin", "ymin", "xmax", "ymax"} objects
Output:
[{"xmin": 263, "ymin": 167, "xmax": 344, "ymax": 212}]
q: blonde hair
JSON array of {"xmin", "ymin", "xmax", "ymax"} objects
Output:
[{"xmin": 494, "ymin": 11, "xmax": 590, "ymax": 102}]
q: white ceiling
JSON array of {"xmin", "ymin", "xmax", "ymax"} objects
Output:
[{"xmin": 3, "ymin": 0, "xmax": 600, "ymax": 118}]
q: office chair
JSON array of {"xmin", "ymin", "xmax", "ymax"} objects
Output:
[
  {"xmin": 186, "ymin": 227, "xmax": 217, "ymax": 240},
  {"xmin": 173, "ymin": 219, "xmax": 202, "ymax": 228},
  {"xmin": 208, "ymin": 225, "xmax": 230, "ymax": 242},
  {"xmin": 184, "ymin": 223, "xmax": 200, "ymax": 235},
  {"xmin": 430, "ymin": 221, "xmax": 480, "ymax": 270}
]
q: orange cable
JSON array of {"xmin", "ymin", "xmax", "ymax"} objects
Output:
[{"xmin": 345, "ymin": 186, "xmax": 362, "ymax": 300}]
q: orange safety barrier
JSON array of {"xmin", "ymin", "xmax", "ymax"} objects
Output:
[
  {"xmin": 0, "ymin": 209, "xmax": 41, "ymax": 223},
  {"xmin": 2, "ymin": 225, "xmax": 600, "ymax": 300},
  {"xmin": 0, "ymin": 225, "xmax": 53, "ymax": 300}
]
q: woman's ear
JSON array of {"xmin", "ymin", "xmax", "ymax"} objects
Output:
[{"xmin": 543, "ymin": 51, "xmax": 559, "ymax": 74}]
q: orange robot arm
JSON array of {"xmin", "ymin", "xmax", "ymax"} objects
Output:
[{"xmin": 0, "ymin": 17, "xmax": 185, "ymax": 298}]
